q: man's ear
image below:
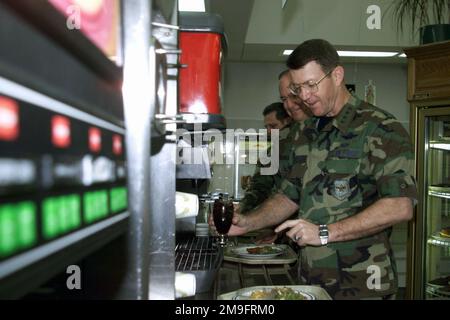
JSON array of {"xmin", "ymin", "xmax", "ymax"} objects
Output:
[{"xmin": 333, "ymin": 66, "xmax": 345, "ymax": 86}]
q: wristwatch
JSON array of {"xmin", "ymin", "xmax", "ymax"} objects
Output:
[{"xmin": 319, "ymin": 224, "xmax": 329, "ymax": 245}]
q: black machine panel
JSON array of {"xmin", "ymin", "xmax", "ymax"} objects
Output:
[
  {"xmin": 0, "ymin": 83, "xmax": 127, "ymax": 262},
  {"xmin": 0, "ymin": 2, "xmax": 128, "ymax": 298}
]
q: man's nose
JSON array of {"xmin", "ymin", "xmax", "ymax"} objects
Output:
[
  {"xmin": 287, "ymin": 99, "xmax": 297, "ymax": 109},
  {"xmin": 299, "ymin": 89, "xmax": 311, "ymax": 101}
]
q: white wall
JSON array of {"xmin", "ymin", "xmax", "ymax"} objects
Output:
[
  {"xmin": 344, "ymin": 62, "xmax": 410, "ymax": 130},
  {"xmin": 246, "ymin": 0, "xmax": 415, "ymax": 47},
  {"xmin": 222, "ymin": 62, "xmax": 284, "ymax": 130}
]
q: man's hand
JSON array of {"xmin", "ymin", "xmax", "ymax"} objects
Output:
[
  {"xmin": 255, "ymin": 230, "xmax": 279, "ymax": 244},
  {"xmin": 228, "ymin": 213, "xmax": 249, "ymax": 236},
  {"xmin": 233, "ymin": 201, "xmax": 241, "ymax": 214},
  {"xmin": 275, "ymin": 219, "xmax": 321, "ymax": 246},
  {"xmin": 210, "ymin": 193, "xmax": 299, "ymax": 238},
  {"xmin": 208, "ymin": 208, "xmax": 248, "ymax": 237}
]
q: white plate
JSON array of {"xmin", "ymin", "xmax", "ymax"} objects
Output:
[
  {"xmin": 234, "ymin": 287, "xmax": 316, "ymax": 300},
  {"xmin": 231, "ymin": 245, "xmax": 285, "ymax": 259}
]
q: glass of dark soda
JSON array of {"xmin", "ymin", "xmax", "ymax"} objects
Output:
[{"xmin": 212, "ymin": 194, "xmax": 234, "ymax": 246}]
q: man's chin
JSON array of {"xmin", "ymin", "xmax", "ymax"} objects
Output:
[
  {"xmin": 292, "ymin": 111, "xmax": 306, "ymax": 121},
  {"xmin": 307, "ymin": 104, "xmax": 322, "ymax": 117}
]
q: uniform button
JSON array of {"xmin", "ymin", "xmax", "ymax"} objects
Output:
[{"xmin": 400, "ymin": 183, "xmax": 407, "ymax": 189}]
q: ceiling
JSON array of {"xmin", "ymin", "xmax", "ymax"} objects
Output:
[
  {"xmin": 208, "ymin": 0, "xmax": 255, "ymax": 61},
  {"xmin": 206, "ymin": 0, "xmax": 412, "ymax": 64}
]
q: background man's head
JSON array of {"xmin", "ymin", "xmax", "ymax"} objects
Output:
[
  {"xmin": 263, "ymin": 102, "xmax": 291, "ymax": 134},
  {"xmin": 278, "ymin": 70, "xmax": 311, "ymax": 121}
]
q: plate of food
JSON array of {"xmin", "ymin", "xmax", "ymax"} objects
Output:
[
  {"xmin": 234, "ymin": 287, "xmax": 315, "ymax": 300},
  {"xmin": 231, "ymin": 245, "xmax": 285, "ymax": 259}
]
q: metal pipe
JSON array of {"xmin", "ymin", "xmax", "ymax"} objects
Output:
[
  {"xmin": 233, "ymin": 134, "xmax": 240, "ymax": 199},
  {"xmin": 147, "ymin": 0, "xmax": 179, "ymax": 300},
  {"xmin": 117, "ymin": 0, "xmax": 154, "ymax": 299}
]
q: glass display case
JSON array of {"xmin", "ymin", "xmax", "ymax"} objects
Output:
[
  {"xmin": 418, "ymin": 110, "xmax": 450, "ymax": 299},
  {"xmin": 405, "ymin": 41, "xmax": 450, "ymax": 299}
]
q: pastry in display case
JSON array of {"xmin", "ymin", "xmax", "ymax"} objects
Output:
[{"xmin": 426, "ymin": 275, "xmax": 450, "ymax": 299}]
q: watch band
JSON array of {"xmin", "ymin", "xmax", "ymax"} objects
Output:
[{"xmin": 319, "ymin": 224, "xmax": 329, "ymax": 245}]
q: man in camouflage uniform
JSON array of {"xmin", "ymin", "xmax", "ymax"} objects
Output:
[
  {"xmin": 240, "ymin": 71, "xmax": 311, "ymax": 214},
  {"xmin": 239, "ymin": 73, "xmax": 311, "ymax": 247},
  {"xmin": 223, "ymin": 39, "xmax": 417, "ymax": 299},
  {"xmin": 239, "ymin": 101, "xmax": 292, "ymax": 214}
]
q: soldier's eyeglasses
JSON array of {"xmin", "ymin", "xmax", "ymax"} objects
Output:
[
  {"xmin": 280, "ymin": 93, "xmax": 300, "ymax": 103},
  {"xmin": 288, "ymin": 68, "xmax": 334, "ymax": 97}
]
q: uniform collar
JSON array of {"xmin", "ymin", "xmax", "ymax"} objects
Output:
[
  {"xmin": 302, "ymin": 94, "xmax": 363, "ymax": 139},
  {"xmin": 331, "ymin": 94, "xmax": 360, "ymax": 134},
  {"xmin": 306, "ymin": 94, "xmax": 361, "ymax": 134}
]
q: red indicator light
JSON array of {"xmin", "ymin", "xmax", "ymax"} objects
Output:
[
  {"xmin": 0, "ymin": 96, "xmax": 19, "ymax": 141},
  {"xmin": 112, "ymin": 134, "xmax": 122, "ymax": 155},
  {"xmin": 51, "ymin": 115, "xmax": 71, "ymax": 148},
  {"xmin": 89, "ymin": 127, "xmax": 102, "ymax": 153}
]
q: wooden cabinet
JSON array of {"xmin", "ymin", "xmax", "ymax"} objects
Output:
[{"xmin": 405, "ymin": 41, "xmax": 450, "ymax": 102}]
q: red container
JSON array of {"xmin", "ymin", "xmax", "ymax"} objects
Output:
[{"xmin": 179, "ymin": 13, "xmax": 226, "ymax": 117}]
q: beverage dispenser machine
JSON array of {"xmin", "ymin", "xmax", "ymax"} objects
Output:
[{"xmin": 179, "ymin": 12, "xmax": 227, "ymax": 129}]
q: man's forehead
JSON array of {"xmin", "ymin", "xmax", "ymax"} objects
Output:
[
  {"xmin": 264, "ymin": 112, "xmax": 274, "ymax": 119},
  {"xmin": 289, "ymin": 61, "xmax": 322, "ymax": 80}
]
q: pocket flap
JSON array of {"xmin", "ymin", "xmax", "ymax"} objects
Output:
[{"xmin": 328, "ymin": 148, "xmax": 362, "ymax": 159}]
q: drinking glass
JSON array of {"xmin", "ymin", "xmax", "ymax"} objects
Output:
[{"xmin": 212, "ymin": 195, "xmax": 234, "ymax": 246}]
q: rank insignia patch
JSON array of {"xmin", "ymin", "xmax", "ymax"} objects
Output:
[{"xmin": 331, "ymin": 179, "xmax": 351, "ymax": 200}]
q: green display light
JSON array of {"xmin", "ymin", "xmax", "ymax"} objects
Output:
[
  {"xmin": 83, "ymin": 190, "xmax": 108, "ymax": 224},
  {"xmin": 16, "ymin": 202, "xmax": 37, "ymax": 248},
  {"xmin": 67, "ymin": 195, "xmax": 81, "ymax": 229},
  {"xmin": 0, "ymin": 201, "xmax": 37, "ymax": 258},
  {"xmin": 0, "ymin": 205, "xmax": 17, "ymax": 257},
  {"xmin": 110, "ymin": 187, "xmax": 128, "ymax": 213},
  {"xmin": 42, "ymin": 198, "xmax": 61, "ymax": 239},
  {"xmin": 42, "ymin": 194, "xmax": 81, "ymax": 239}
]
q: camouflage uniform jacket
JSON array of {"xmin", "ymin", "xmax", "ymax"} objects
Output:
[
  {"xmin": 240, "ymin": 123, "xmax": 301, "ymax": 213},
  {"xmin": 278, "ymin": 95, "xmax": 417, "ymax": 299}
]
